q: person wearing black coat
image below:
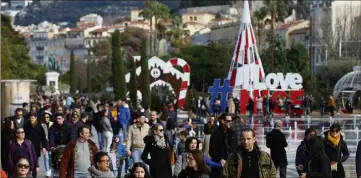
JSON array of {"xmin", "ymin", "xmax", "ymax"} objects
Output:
[
  {"xmin": 300, "ymin": 135, "xmax": 332, "ymax": 178},
  {"xmin": 356, "ymin": 139, "xmax": 361, "ymax": 178},
  {"xmin": 209, "ymin": 113, "xmax": 233, "ymax": 178},
  {"xmin": 141, "ymin": 124, "xmax": 172, "ymax": 178},
  {"xmin": 323, "ymin": 124, "xmax": 349, "ymax": 178},
  {"xmin": 266, "ymin": 120, "xmax": 288, "ymax": 178},
  {"xmin": 48, "ymin": 113, "xmax": 75, "ymax": 149},
  {"xmin": 1, "ymin": 119, "xmax": 16, "ymax": 173},
  {"xmin": 23, "ymin": 112, "xmax": 47, "ymax": 178},
  {"xmin": 295, "ymin": 128, "xmax": 317, "ymax": 175}
]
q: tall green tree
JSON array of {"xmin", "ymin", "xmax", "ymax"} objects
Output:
[
  {"xmin": 129, "ymin": 56, "xmax": 138, "ymax": 108},
  {"xmin": 142, "ymin": 0, "xmax": 170, "ymax": 56},
  {"xmin": 263, "ymin": 0, "xmax": 289, "ymax": 71},
  {"xmin": 252, "ymin": 7, "xmax": 268, "ymax": 51},
  {"xmin": 69, "ymin": 50, "xmax": 76, "ymax": 95},
  {"xmin": 111, "ymin": 30, "xmax": 127, "ymax": 99},
  {"xmin": 1, "ymin": 15, "xmax": 46, "ymax": 83},
  {"xmin": 140, "ymin": 38, "xmax": 151, "ymax": 109},
  {"xmin": 86, "ymin": 59, "xmax": 91, "ymax": 93}
]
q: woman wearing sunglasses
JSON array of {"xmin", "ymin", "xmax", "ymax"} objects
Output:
[
  {"xmin": 13, "ymin": 157, "xmax": 32, "ymax": 178},
  {"xmin": 323, "ymin": 123, "xmax": 349, "ymax": 178},
  {"xmin": 141, "ymin": 124, "xmax": 172, "ymax": 178},
  {"xmin": 8, "ymin": 127, "xmax": 39, "ymax": 178}
]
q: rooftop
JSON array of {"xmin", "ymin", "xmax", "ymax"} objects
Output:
[
  {"xmin": 279, "ymin": 20, "xmax": 306, "ymax": 30},
  {"xmin": 90, "ymin": 28, "xmax": 108, "ymax": 33},
  {"xmin": 69, "ymin": 28, "xmax": 84, "ymax": 32},
  {"xmin": 184, "ymin": 21, "xmax": 203, "ymax": 26},
  {"xmin": 289, "ymin": 27, "xmax": 310, "ymax": 35}
]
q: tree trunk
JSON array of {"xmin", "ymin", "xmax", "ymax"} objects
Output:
[
  {"xmin": 149, "ymin": 18, "xmax": 153, "ymax": 56},
  {"xmin": 153, "ymin": 17, "xmax": 158, "ymax": 56},
  {"xmin": 257, "ymin": 23, "xmax": 262, "ymax": 51},
  {"xmin": 271, "ymin": 12, "xmax": 275, "ymax": 71}
]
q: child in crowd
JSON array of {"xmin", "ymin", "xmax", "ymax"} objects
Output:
[
  {"xmin": 112, "ymin": 134, "xmax": 127, "ymax": 178},
  {"xmin": 177, "ymin": 131, "xmax": 188, "ymax": 156}
]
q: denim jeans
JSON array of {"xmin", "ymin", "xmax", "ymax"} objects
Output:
[
  {"xmin": 74, "ymin": 172, "xmax": 91, "ymax": 178},
  {"xmin": 120, "ymin": 123, "xmax": 128, "ymax": 141},
  {"xmin": 44, "ymin": 151, "xmax": 50, "ymax": 173},
  {"xmin": 131, "ymin": 148, "xmax": 143, "ymax": 163},
  {"xmin": 97, "ymin": 132, "xmax": 103, "ymax": 150},
  {"xmin": 102, "ymin": 131, "xmax": 113, "ymax": 152}
]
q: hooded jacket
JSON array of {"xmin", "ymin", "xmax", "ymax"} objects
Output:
[
  {"xmin": 88, "ymin": 166, "xmax": 114, "ymax": 178},
  {"xmin": 223, "ymin": 145, "xmax": 277, "ymax": 178},
  {"xmin": 114, "ymin": 134, "xmax": 127, "ymax": 157}
]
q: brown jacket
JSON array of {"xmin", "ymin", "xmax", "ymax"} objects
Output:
[{"xmin": 59, "ymin": 139, "xmax": 98, "ymax": 178}]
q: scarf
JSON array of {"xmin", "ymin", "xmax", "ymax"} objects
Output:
[
  {"xmin": 88, "ymin": 166, "xmax": 114, "ymax": 178},
  {"xmin": 327, "ymin": 132, "xmax": 340, "ymax": 147},
  {"xmin": 154, "ymin": 135, "xmax": 166, "ymax": 149}
]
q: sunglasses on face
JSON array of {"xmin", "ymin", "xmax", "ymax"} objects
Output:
[
  {"xmin": 225, "ymin": 120, "xmax": 233, "ymax": 123},
  {"xmin": 17, "ymin": 164, "xmax": 30, "ymax": 169},
  {"xmin": 158, "ymin": 129, "xmax": 164, "ymax": 132},
  {"xmin": 17, "ymin": 131, "xmax": 25, "ymax": 134},
  {"xmin": 100, "ymin": 159, "xmax": 110, "ymax": 163},
  {"xmin": 331, "ymin": 129, "xmax": 339, "ymax": 133}
]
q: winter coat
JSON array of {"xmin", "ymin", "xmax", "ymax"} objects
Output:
[
  {"xmin": 323, "ymin": 131, "xmax": 349, "ymax": 178},
  {"xmin": 178, "ymin": 167, "xmax": 211, "ymax": 178},
  {"xmin": 100, "ymin": 117, "xmax": 113, "ymax": 133},
  {"xmin": 228, "ymin": 99, "xmax": 235, "ymax": 114},
  {"xmin": 59, "ymin": 139, "xmax": 98, "ymax": 178},
  {"xmin": 306, "ymin": 150, "xmax": 332, "ymax": 178},
  {"xmin": 223, "ymin": 146, "xmax": 277, "ymax": 178},
  {"xmin": 117, "ymin": 106, "xmax": 130, "ymax": 124},
  {"xmin": 73, "ymin": 120, "xmax": 88, "ymax": 132},
  {"xmin": 204, "ymin": 155, "xmax": 221, "ymax": 168},
  {"xmin": 356, "ymin": 140, "xmax": 361, "ymax": 177},
  {"xmin": 92, "ymin": 111, "xmax": 103, "ymax": 132},
  {"xmin": 295, "ymin": 140, "xmax": 311, "ymax": 175},
  {"xmin": 88, "ymin": 166, "xmax": 114, "ymax": 178},
  {"xmin": 114, "ymin": 134, "xmax": 127, "ymax": 157},
  {"xmin": 174, "ymin": 152, "xmax": 188, "ymax": 176},
  {"xmin": 266, "ymin": 129, "xmax": 288, "ymax": 167},
  {"xmin": 141, "ymin": 135, "xmax": 172, "ymax": 178},
  {"xmin": 48, "ymin": 123, "xmax": 75, "ymax": 148},
  {"xmin": 209, "ymin": 125, "xmax": 233, "ymax": 163},
  {"xmin": 126, "ymin": 124, "xmax": 150, "ymax": 151},
  {"xmin": 24, "ymin": 123, "xmax": 47, "ymax": 157},
  {"xmin": 8, "ymin": 139, "xmax": 39, "ymax": 174}
]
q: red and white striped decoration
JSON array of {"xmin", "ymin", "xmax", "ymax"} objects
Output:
[
  {"xmin": 164, "ymin": 58, "xmax": 190, "ymax": 109},
  {"xmin": 227, "ymin": 0, "xmax": 265, "ymax": 90}
]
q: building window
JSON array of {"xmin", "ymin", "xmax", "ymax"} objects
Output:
[
  {"xmin": 194, "ymin": 16, "xmax": 197, "ymax": 21},
  {"xmin": 190, "ymin": 16, "xmax": 193, "ymax": 20}
]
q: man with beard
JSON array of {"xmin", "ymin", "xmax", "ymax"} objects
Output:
[
  {"xmin": 223, "ymin": 128, "xmax": 276, "ymax": 178},
  {"xmin": 209, "ymin": 113, "xmax": 233, "ymax": 178},
  {"xmin": 126, "ymin": 114, "xmax": 150, "ymax": 163}
]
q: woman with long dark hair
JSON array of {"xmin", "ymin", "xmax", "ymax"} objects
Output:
[
  {"xmin": 141, "ymin": 124, "xmax": 172, "ymax": 178},
  {"xmin": 178, "ymin": 149, "xmax": 211, "ymax": 178},
  {"xmin": 300, "ymin": 136, "xmax": 332, "ymax": 178},
  {"xmin": 13, "ymin": 157, "xmax": 32, "ymax": 178},
  {"xmin": 1, "ymin": 119, "xmax": 16, "ymax": 173}
]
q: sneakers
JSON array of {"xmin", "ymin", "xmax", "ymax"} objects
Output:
[{"xmin": 46, "ymin": 170, "xmax": 52, "ymax": 177}]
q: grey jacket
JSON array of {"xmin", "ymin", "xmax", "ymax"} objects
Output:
[
  {"xmin": 174, "ymin": 152, "xmax": 188, "ymax": 176},
  {"xmin": 100, "ymin": 117, "xmax": 113, "ymax": 132}
]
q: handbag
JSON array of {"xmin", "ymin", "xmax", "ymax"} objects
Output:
[{"xmin": 169, "ymin": 149, "xmax": 175, "ymax": 165}]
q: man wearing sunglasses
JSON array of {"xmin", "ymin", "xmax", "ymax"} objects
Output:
[
  {"xmin": 11, "ymin": 108, "xmax": 27, "ymax": 129},
  {"xmin": 209, "ymin": 113, "xmax": 234, "ymax": 178}
]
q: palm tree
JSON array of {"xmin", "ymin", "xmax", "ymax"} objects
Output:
[
  {"xmin": 263, "ymin": 0, "xmax": 289, "ymax": 71},
  {"xmin": 167, "ymin": 14, "xmax": 191, "ymax": 53},
  {"xmin": 252, "ymin": 7, "xmax": 268, "ymax": 51},
  {"xmin": 142, "ymin": 0, "xmax": 170, "ymax": 56}
]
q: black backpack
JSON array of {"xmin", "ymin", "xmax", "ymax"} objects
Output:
[{"xmin": 51, "ymin": 145, "xmax": 66, "ymax": 170}]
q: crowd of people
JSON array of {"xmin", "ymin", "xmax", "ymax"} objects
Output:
[{"xmin": 0, "ymin": 94, "xmax": 360, "ymax": 178}]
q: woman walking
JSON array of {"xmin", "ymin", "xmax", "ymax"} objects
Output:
[
  {"xmin": 141, "ymin": 124, "xmax": 172, "ymax": 178},
  {"xmin": 101, "ymin": 110, "xmax": 113, "ymax": 153}
]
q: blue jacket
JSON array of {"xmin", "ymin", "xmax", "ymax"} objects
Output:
[
  {"xmin": 114, "ymin": 134, "xmax": 127, "ymax": 157},
  {"xmin": 117, "ymin": 106, "xmax": 130, "ymax": 124},
  {"xmin": 204, "ymin": 155, "xmax": 222, "ymax": 168}
]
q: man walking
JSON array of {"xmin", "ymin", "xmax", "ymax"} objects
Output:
[
  {"xmin": 223, "ymin": 127, "xmax": 276, "ymax": 178},
  {"xmin": 60, "ymin": 125, "xmax": 98, "ymax": 178},
  {"xmin": 126, "ymin": 114, "xmax": 150, "ymax": 163},
  {"xmin": 117, "ymin": 100, "xmax": 130, "ymax": 141},
  {"xmin": 266, "ymin": 120, "xmax": 288, "ymax": 178}
]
